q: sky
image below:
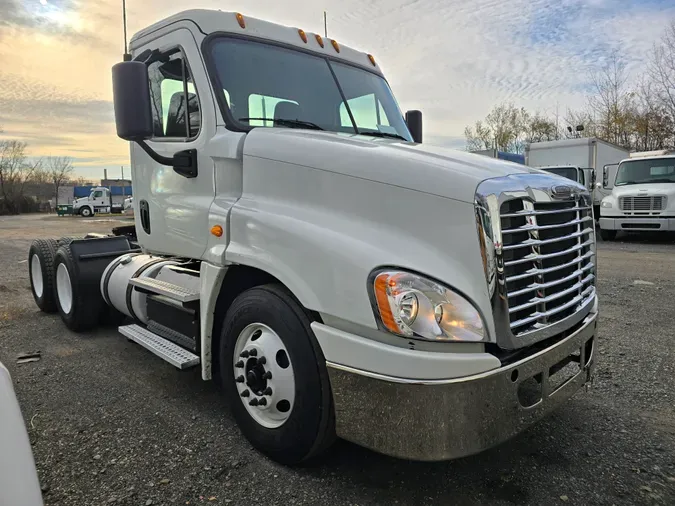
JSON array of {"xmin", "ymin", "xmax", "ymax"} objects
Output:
[{"xmin": 0, "ymin": 0, "xmax": 674, "ymax": 179}]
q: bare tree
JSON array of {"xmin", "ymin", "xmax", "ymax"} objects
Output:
[
  {"xmin": 0, "ymin": 140, "xmax": 42, "ymax": 214},
  {"xmin": 46, "ymin": 156, "xmax": 74, "ymax": 206},
  {"xmin": 649, "ymin": 20, "xmax": 675, "ymax": 123},
  {"xmin": 465, "ymin": 104, "xmax": 529, "ymax": 153}
]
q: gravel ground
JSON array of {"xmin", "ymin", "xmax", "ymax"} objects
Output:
[{"xmin": 1, "ymin": 214, "xmax": 674, "ymax": 506}]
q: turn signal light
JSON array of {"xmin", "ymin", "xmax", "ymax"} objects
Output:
[
  {"xmin": 298, "ymin": 29, "xmax": 308, "ymax": 43},
  {"xmin": 236, "ymin": 13, "xmax": 246, "ymax": 29},
  {"xmin": 331, "ymin": 39, "xmax": 340, "ymax": 53},
  {"xmin": 315, "ymin": 34, "xmax": 324, "ymax": 47},
  {"xmin": 210, "ymin": 225, "xmax": 224, "ymax": 237}
]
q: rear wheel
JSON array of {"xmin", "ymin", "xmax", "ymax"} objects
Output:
[
  {"xmin": 28, "ymin": 239, "xmax": 59, "ymax": 312},
  {"xmin": 54, "ymin": 245, "xmax": 103, "ymax": 331},
  {"xmin": 600, "ymin": 229, "xmax": 617, "ymax": 241},
  {"xmin": 218, "ymin": 285, "xmax": 335, "ymax": 465}
]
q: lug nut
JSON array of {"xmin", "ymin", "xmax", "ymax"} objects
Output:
[
  {"xmin": 240, "ymin": 350, "xmax": 249, "ymax": 358},
  {"xmin": 235, "ymin": 375, "xmax": 245, "ymax": 383},
  {"xmin": 263, "ymin": 387, "xmax": 273, "ymax": 396},
  {"xmin": 258, "ymin": 398, "xmax": 267, "ymax": 406},
  {"xmin": 248, "ymin": 349, "xmax": 257, "ymax": 357},
  {"xmin": 240, "ymin": 389, "xmax": 250, "ymax": 398},
  {"xmin": 235, "ymin": 361, "xmax": 244, "ymax": 368},
  {"xmin": 258, "ymin": 356, "xmax": 266, "ymax": 365},
  {"xmin": 249, "ymin": 398, "xmax": 259, "ymax": 406},
  {"xmin": 263, "ymin": 371, "xmax": 272, "ymax": 380}
]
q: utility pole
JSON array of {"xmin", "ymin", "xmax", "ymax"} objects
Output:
[{"xmin": 324, "ymin": 11, "xmax": 328, "ymax": 38}]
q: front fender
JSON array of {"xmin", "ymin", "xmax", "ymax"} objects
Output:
[{"xmin": 226, "ymin": 157, "xmax": 495, "ymax": 340}]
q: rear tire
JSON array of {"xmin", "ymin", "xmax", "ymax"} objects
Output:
[
  {"xmin": 218, "ymin": 284, "xmax": 335, "ymax": 465},
  {"xmin": 28, "ymin": 239, "xmax": 59, "ymax": 312},
  {"xmin": 600, "ymin": 229, "xmax": 617, "ymax": 241},
  {"xmin": 53, "ymin": 244, "xmax": 103, "ymax": 331}
]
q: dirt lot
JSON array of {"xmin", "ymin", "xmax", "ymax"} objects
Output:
[{"xmin": 1, "ymin": 213, "xmax": 674, "ymax": 506}]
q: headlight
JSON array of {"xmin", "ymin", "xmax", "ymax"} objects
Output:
[
  {"xmin": 601, "ymin": 201, "xmax": 612, "ymax": 208},
  {"xmin": 370, "ymin": 270, "xmax": 486, "ymax": 342}
]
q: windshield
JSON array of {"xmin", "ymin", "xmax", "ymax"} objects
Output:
[
  {"xmin": 615, "ymin": 159, "xmax": 675, "ymax": 186},
  {"xmin": 543, "ymin": 167, "xmax": 579, "ymax": 183},
  {"xmin": 208, "ymin": 37, "xmax": 413, "ymax": 141}
]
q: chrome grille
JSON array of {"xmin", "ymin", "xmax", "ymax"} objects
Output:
[
  {"xmin": 499, "ymin": 198, "xmax": 596, "ymax": 336},
  {"xmin": 620, "ymin": 196, "xmax": 665, "ymax": 212}
]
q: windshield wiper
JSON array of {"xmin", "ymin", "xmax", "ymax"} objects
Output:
[
  {"xmin": 238, "ymin": 118, "xmax": 324, "ymax": 130},
  {"xmin": 357, "ymin": 131, "xmax": 408, "ymax": 141}
]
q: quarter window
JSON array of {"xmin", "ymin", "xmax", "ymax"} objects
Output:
[{"xmin": 147, "ymin": 50, "xmax": 201, "ymax": 139}]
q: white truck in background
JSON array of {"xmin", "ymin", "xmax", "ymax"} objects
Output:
[
  {"xmin": 526, "ymin": 138, "xmax": 629, "ymax": 218},
  {"xmin": 599, "ymin": 150, "xmax": 675, "ymax": 240},
  {"xmin": 536, "ymin": 165, "xmax": 594, "ymax": 188},
  {"xmin": 26, "ymin": 10, "xmax": 598, "ymax": 465},
  {"xmin": 72, "ymin": 186, "xmax": 112, "ymax": 217}
]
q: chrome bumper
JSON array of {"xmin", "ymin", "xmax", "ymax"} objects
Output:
[
  {"xmin": 327, "ymin": 312, "xmax": 596, "ymax": 461},
  {"xmin": 600, "ymin": 216, "xmax": 675, "ymax": 231}
]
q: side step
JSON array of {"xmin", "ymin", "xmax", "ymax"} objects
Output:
[
  {"xmin": 119, "ymin": 324, "xmax": 200, "ymax": 369},
  {"xmin": 129, "ymin": 277, "xmax": 199, "ymax": 303}
]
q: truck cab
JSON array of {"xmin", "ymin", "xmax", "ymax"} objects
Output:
[
  {"xmin": 27, "ymin": 10, "xmax": 598, "ymax": 465},
  {"xmin": 599, "ymin": 151, "xmax": 675, "ymax": 240},
  {"xmin": 72, "ymin": 187, "xmax": 111, "ymax": 217},
  {"xmin": 536, "ymin": 165, "xmax": 594, "ymax": 190}
]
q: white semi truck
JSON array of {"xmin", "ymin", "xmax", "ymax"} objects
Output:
[
  {"xmin": 526, "ymin": 138, "xmax": 629, "ymax": 219},
  {"xmin": 72, "ymin": 186, "xmax": 112, "ymax": 217},
  {"xmin": 26, "ymin": 10, "xmax": 597, "ymax": 464},
  {"xmin": 599, "ymin": 150, "xmax": 675, "ymax": 240}
]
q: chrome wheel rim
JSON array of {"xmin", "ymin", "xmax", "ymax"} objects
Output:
[{"xmin": 233, "ymin": 323, "xmax": 295, "ymax": 428}]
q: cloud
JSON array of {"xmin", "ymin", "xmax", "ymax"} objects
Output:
[{"xmin": 0, "ymin": 0, "xmax": 673, "ymax": 176}]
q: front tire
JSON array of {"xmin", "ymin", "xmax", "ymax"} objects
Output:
[
  {"xmin": 600, "ymin": 229, "xmax": 617, "ymax": 241},
  {"xmin": 79, "ymin": 207, "xmax": 93, "ymax": 218},
  {"xmin": 28, "ymin": 239, "xmax": 59, "ymax": 312},
  {"xmin": 53, "ymin": 245, "xmax": 103, "ymax": 331},
  {"xmin": 218, "ymin": 285, "xmax": 335, "ymax": 465}
]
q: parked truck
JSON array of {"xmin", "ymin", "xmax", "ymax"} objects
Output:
[
  {"xmin": 72, "ymin": 186, "xmax": 112, "ymax": 217},
  {"xmin": 599, "ymin": 150, "xmax": 675, "ymax": 240},
  {"xmin": 526, "ymin": 138, "xmax": 629, "ymax": 218},
  {"xmin": 26, "ymin": 10, "xmax": 597, "ymax": 464},
  {"xmin": 536, "ymin": 165, "xmax": 594, "ymax": 189}
]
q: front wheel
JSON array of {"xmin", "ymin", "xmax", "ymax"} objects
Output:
[
  {"xmin": 79, "ymin": 207, "xmax": 93, "ymax": 218},
  {"xmin": 600, "ymin": 229, "xmax": 617, "ymax": 241},
  {"xmin": 218, "ymin": 285, "xmax": 335, "ymax": 465}
]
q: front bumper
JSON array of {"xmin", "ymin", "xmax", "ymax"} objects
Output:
[
  {"xmin": 327, "ymin": 312, "xmax": 596, "ymax": 461},
  {"xmin": 599, "ymin": 216, "xmax": 675, "ymax": 231}
]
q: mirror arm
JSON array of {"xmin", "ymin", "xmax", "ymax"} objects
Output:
[
  {"xmin": 136, "ymin": 140, "xmax": 198, "ymax": 178},
  {"xmin": 136, "ymin": 140, "xmax": 174, "ymax": 166}
]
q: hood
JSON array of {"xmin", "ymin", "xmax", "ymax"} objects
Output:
[
  {"xmin": 611, "ymin": 183, "xmax": 675, "ymax": 198},
  {"xmin": 242, "ymin": 129, "xmax": 539, "ymax": 203}
]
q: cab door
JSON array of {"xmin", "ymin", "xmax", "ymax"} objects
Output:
[{"xmin": 130, "ymin": 27, "xmax": 216, "ymax": 259}]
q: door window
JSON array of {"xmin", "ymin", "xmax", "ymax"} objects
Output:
[
  {"xmin": 92, "ymin": 190, "xmax": 103, "ymax": 198},
  {"xmin": 147, "ymin": 50, "xmax": 201, "ymax": 139}
]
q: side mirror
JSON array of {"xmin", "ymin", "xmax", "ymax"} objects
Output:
[
  {"xmin": 405, "ymin": 110, "xmax": 423, "ymax": 143},
  {"xmin": 602, "ymin": 167, "xmax": 609, "ymax": 188},
  {"xmin": 112, "ymin": 61, "xmax": 153, "ymax": 141}
]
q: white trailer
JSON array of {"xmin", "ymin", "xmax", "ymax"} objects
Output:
[
  {"xmin": 526, "ymin": 138, "xmax": 629, "ymax": 218},
  {"xmin": 26, "ymin": 10, "xmax": 598, "ymax": 465}
]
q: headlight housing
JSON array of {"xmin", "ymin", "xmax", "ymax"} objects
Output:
[
  {"xmin": 601, "ymin": 200, "xmax": 612, "ymax": 208},
  {"xmin": 370, "ymin": 270, "xmax": 486, "ymax": 342}
]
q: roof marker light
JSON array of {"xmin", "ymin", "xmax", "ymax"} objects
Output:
[
  {"xmin": 298, "ymin": 29, "xmax": 308, "ymax": 43},
  {"xmin": 367, "ymin": 54, "xmax": 376, "ymax": 66},
  {"xmin": 236, "ymin": 13, "xmax": 245, "ymax": 29},
  {"xmin": 315, "ymin": 34, "xmax": 324, "ymax": 47},
  {"xmin": 331, "ymin": 39, "xmax": 340, "ymax": 53}
]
